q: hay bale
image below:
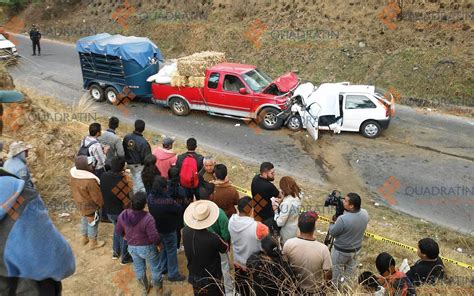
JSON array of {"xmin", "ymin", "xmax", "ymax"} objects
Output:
[
  {"xmin": 181, "ymin": 51, "xmax": 226, "ymax": 62},
  {"xmin": 177, "ymin": 51, "xmax": 226, "ymax": 77},
  {"xmin": 187, "ymin": 76, "xmax": 206, "ymax": 88},
  {"xmin": 177, "ymin": 60, "xmax": 209, "ymax": 77},
  {"xmin": 170, "ymin": 73, "xmax": 188, "ymax": 87}
]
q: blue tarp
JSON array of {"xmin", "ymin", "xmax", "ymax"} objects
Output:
[{"xmin": 76, "ymin": 33, "xmax": 163, "ymax": 68}]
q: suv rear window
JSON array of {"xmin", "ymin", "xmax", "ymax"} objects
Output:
[{"xmin": 345, "ymin": 95, "xmax": 376, "ymax": 109}]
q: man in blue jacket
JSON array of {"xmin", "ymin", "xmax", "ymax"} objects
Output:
[{"xmin": 0, "ymin": 167, "xmax": 75, "ymax": 295}]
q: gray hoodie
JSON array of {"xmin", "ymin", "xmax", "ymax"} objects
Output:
[{"xmin": 228, "ymin": 214, "xmax": 269, "ymax": 267}]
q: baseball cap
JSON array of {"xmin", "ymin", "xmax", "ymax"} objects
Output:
[
  {"xmin": 7, "ymin": 141, "xmax": 32, "ymax": 158},
  {"xmin": 298, "ymin": 211, "xmax": 319, "ymax": 224},
  {"xmin": 163, "ymin": 137, "xmax": 174, "ymax": 146}
]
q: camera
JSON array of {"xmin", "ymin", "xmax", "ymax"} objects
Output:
[
  {"xmin": 323, "ymin": 190, "xmax": 345, "ymax": 249},
  {"xmin": 324, "ymin": 190, "xmax": 345, "ymax": 219}
]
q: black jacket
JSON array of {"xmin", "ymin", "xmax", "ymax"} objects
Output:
[
  {"xmin": 100, "ymin": 172, "xmax": 130, "ymax": 215},
  {"xmin": 250, "ymin": 175, "xmax": 280, "ymax": 221},
  {"xmin": 406, "ymin": 257, "xmax": 445, "ymax": 286},
  {"xmin": 183, "ymin": 227, "xmax": 228, "ymax": 286},
  {"xmin": 147, "ymin": 194, "xmax": 181, "ymax": 234},
  {"xmin": 122, "ymin": 131, "xmax": 151, "ymax": 165},
  {"xmin": 29, "ymin": 28, "xmax": 41, "ymax": 41}
]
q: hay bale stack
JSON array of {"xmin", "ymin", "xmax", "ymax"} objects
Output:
[
  {"xmin": 188, "ymin": 76, "xmax": 206, "ymax": 88},
  {"xmin": 177, "ymin": 60, "xmax": 209, "ymax": 77},
  {"xmin": 177, "ymin": 51, "xmax": 226, "ymax": 77},
  {"xmin": 170, "ymin": 73, "xmax": 188, "ymax": 87}
]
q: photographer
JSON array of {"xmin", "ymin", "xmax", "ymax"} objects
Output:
[{"xmin": 328, "ymin": 192, "xmax": 369, "ymax": 285}]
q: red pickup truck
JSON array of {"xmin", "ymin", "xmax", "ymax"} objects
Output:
[{"xmin": 151, "ymin": 63, "xmax": 299, "ymax": 129}]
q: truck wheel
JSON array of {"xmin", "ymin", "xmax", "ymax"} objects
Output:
[
  {"xmin": 258, "ymin": 107, "xmax": 283, "ymax": 130},
  {"xmin": 360, "ymin": 120, "xmax": 381, "ymax": 138},
  {"xmin": 89, "ymin": 85, "xmax": 105, "ymax": 102},
  {"xmin": 170, "ymin": 97, "xmax": 190, "ymax": 116},
  {"xmin": 287, "ymin": 114, "xmax": 302, "ymax": 131},
  {"xmin": 105, "ymin": 87, "xmax": 119, "ymax": 105}
]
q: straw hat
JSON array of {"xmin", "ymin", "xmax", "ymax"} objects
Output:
[
  {"xmin": 7, "ymin": 141, "xmax": 32, "ymax": 158},
  {"xmin": 184, "ymin": 200, "xmax": 219, "ymax": 230}
]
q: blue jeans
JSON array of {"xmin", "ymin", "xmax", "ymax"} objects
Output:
[
  {"xmin": 128, "ymin": 245, "xmax": 162, "ymax": 284},
  {"xmin": 80, "ymin": 216, "xmax": 98, "ymax": 239},
  {"xmin": 129, "ymin": 164, "xmax": 145, "ymax": 193},
  {"xmin": 157, "ymin": 231, "xmax": 179, "ymax": 278},
  {"xmin": 108, "ymin": 214, "xmax": 129, "ymax": 257},
  {"xmin": 331, "ymin": 248, "xmax": 360, "ymax": 285}
]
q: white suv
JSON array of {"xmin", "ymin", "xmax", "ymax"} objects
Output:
[
  {"xmin": 0, "ymin": 34, "xmax": 19, "ymax": 60},
  {"xmin": 287, "ymin": 82, "xmax": 395, "ymax": 139}
]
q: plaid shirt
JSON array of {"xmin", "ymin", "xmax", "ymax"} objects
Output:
[{"xmin": 85, "ymin": 136, "xmax": 106, "ymax": 170}]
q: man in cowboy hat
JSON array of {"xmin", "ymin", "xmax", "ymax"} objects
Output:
[
  {"xmin": 4, "ymin": 141, "xmax": 34, "ymax": 189},
  {"xmin": 183, "ymin": 200, "xmax": 229, "ymax": 296}
]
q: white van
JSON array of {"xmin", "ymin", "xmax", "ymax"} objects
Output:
[{"xmin": 285, "ymin": 82, "xmax": 395, "ymax": 139}]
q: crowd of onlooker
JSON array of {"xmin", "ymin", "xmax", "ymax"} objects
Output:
[{"xmin": 0, "ymin": 116, "xmax": 447, "ymax": 296}]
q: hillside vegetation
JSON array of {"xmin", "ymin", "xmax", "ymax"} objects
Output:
[{"xmin": 1, "ymin": 0, "xmax": 472, "ymax": 108}]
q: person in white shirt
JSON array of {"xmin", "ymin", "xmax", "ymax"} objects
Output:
[{"xmin": 274, "ymin": 176, "xmax": 302, "ymax": 245}]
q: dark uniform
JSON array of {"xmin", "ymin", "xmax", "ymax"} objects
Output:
[
  {"xmin": 29, "ymin": 26, "xmax": 41, "ymax": 56},
  {"xmin": 122, "ymin": 131, "xmax": 151, "ymax": 193}
]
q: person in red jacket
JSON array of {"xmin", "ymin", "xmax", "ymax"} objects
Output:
[{"xmin": 153, "ymin": 137, "xmax": 177, "ymax": 179}]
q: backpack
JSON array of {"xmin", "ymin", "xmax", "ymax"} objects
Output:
[
  {"xmin": 179, "ymin": 153, "xmax": 199, "ymax": 189},
  {"xmin": 77, "ymin": 138, "xmax": 98, "ymax": 157}
]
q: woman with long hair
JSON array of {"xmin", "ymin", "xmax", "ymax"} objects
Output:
[
  {"xmin": 274, "ymin": 176, "xmax": 302, "ymax": 245},
  {"xmin": 141, "ymin": 154, "xmax": 160, "ymax": 194}
]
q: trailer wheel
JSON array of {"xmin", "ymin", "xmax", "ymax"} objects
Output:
[
  {"xmin": 170, "ymin": 97, "xmax": 190, "ymax": 116},
  {"xmin": 105, "ymin": 87, "xmax": 120, "ymax": 105},
  {"xmin": 257, "ymin": 107, "xmax": 283, "ymax": 130},
  {"xmin": 89, "ymin": 85, "xmax": 105, "ymax": 102}
]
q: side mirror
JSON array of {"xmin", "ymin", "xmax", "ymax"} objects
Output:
[{"xmin": 239, "ymin": 88, "xmax": 248, "ymax": 95}]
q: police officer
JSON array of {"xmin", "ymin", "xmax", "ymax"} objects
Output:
[
  {"xmin": 122, "ymin": 119, "xmax": 151, "ymax": 193},
  {"xmin": 29, "ymin": 24, "xmax": 42, "ymax": 56}
]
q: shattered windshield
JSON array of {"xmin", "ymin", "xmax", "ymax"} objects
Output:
[{"xmin": 241, "ymin": 68, "xmax": 273, "ymax": 92}]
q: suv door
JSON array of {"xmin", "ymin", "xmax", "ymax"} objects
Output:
[{"xmin": 342, "ymin": 94, "xmax": 379, "ymax": 131}]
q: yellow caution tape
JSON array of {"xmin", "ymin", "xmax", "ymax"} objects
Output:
[
  {"xmin": 232, "ymin": 184, "xmax": 252, "ymax": 196},
  {"xmin": 234, "ymin": 184, "xmax": 473, "ymax": 270}
]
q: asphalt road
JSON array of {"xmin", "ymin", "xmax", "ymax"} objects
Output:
[{"xmin": 8, "ymin": 35, "xmax": 474, "ymax": 234}]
